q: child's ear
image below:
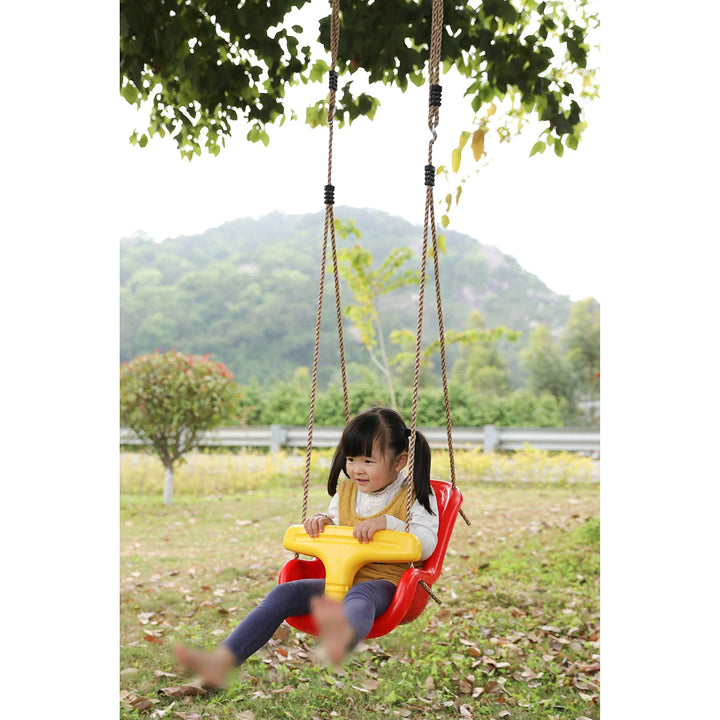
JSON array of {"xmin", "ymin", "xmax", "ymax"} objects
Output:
[{"xmin": 395, "ymin": 451, "xmax": 409, "ymax": 472}]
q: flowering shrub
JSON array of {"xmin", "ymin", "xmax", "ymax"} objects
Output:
[
  {"xmin": 120, "ymin": 448, "xmax": 335, "ymax": 496},
  {"xmin": 120, "ymin": 351, "xmax": 239, "ymax": 503},
  {"xmin": 432, "ymin": 446, "xmax": 596, "ymax": 484}
]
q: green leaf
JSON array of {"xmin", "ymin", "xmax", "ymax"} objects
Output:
[
  {"xmin": 309, "ymin": 60, "xmax": 330, "ymax": 83},
  {"xmin": 458, "ymin": 130, "xmax": 471, "ymax": 151},
  {"xmin": 471, "ymin": 128, "xmax": 486, "ymax": 161},
  {"xmin": 530, "ymin": 141, "xmax": 545, "ymax": 156},
  {"xmin": 451, "ymin": 148, "xmax": 462, "ymax": 173},
  {"xmin": 441, "ymin": 214, "xmax": 450, "ymax": 228},
  {"xmin": 554, "ymin": 138, "xmax": 564, "ymax": 157},
  {"xmin": 120, "ymin": 83, "xmax": 140, "ymax": 105}
]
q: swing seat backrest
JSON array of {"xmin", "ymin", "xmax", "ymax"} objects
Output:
[{"xmin": 277, "ymin": 479, "xmax": 463, "ymax": 638}]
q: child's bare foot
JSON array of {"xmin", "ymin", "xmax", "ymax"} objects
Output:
[
  {"xmin": 310, "ymin": 596, "xmax": 356, "ymax": 665},
  {"xmin": 173, "ymin": 644, "xmax": 236, "ymax": 688}
]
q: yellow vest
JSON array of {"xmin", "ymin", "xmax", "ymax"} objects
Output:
[{"xmin": 337, "ymin": 479, "xmax": 416, "ymax": 586}]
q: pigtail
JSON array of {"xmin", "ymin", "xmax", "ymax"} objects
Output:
[
  {"xmin": 408, "ymin": 428, "xmax": 434, "ymax": 515},
  {"xmin": 327, "ymin": 444, "xmax": 346, "ymax": 496}
]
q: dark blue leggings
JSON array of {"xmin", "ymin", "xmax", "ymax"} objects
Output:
[{"xmin": 221, "ymin": 579, "xmax": 396, "ymax": 665}]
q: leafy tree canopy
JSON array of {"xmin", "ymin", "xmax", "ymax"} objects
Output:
[{"xmin": 120, "ymin": 0, "xmax": 598, "ymax": 159}]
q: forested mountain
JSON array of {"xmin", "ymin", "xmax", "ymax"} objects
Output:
[{"xmin": 120, "ymin": 208, "xmax": 576, "ymax": 388}]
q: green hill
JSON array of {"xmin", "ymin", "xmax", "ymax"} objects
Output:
[{"xmin": 120, "ymin": 208, "xmax": 577, "ymax": 387}]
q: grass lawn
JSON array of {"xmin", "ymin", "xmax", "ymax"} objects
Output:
[{"xmin": 120, "ymin": 472, "xmax": 599, "ymax": 719}]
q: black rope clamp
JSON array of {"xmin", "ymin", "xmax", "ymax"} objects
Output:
[
  {"xmin": 429, "ymin": 84, "xmax": 442, "ymax": 107},
  {"xmin": 424, "ymin": 164, "xmax": 435, "ymax": 187},
  {"xmin": 328, "ymin": 70, "xmax": 338, "ymax": 91},
  {"xmin": 324, "ymin": 184, "xmax": 335, "ymax": 205}
]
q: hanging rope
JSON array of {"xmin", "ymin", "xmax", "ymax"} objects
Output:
[
  {"xmin": 302, "ymin": 0, "xmax": 349, "ymax": 523},
  {"xmin": 303, "ymin": 0, "xmax": 469, "ymax": 539},
  {"xmin": 405, "ymin": 0, "xmax": 470, "ymax": 532}
]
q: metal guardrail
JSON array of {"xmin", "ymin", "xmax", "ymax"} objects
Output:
[{"xmin": 120, "ymin": 425, "xmax": 599, "ymax": 453}]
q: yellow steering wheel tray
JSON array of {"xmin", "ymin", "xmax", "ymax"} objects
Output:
[{"xmin": 283, "ymin": 525, "xmax": 422, "ymax": 600}]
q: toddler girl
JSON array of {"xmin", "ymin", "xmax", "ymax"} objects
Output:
[{"xmin": 175, "ymin": 406, "xmax": 439, "ymax": 685}]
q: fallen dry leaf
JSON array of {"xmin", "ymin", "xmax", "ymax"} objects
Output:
[
  {"xmin": 361, "ymin": 678, "xmax": 379, "ymax": 691},
  {"xmin": 577, "ymin": 691, "xmax": 599, "ymax": 703},
  {"xmin": 270, "ymin": 685, "xmax": 294, "ymax": 694},
  {"xmin": 458, "ymin": 677, "xmax": 473, "ymax": 694},
  {"xmin": 483, "ymin": 680, "xmax": 504, "ymax": 695},
  {"xmin": 236, "ymin": 712, "xmax": 255, "ymax": 720},
  {"xmin": 424, "ymin": 676, "xmax": 435, "ymax": 692},
  {"xmin": 273, "ymin": 625, "xmax": 291, "ymax": 641},
  {"xmin": 129, "ymin": 697, "xmax": 155, "ymax": 713},
  {"xmin": 160, "ymin": 684, "xmax": 207, "ymax": 698},
  {"xmin": 154, "ymin": 669, "xmax": 178, "ymax": 679},
  {"xmin": 539, "ymin": 624, "xmax": 563, "ymax": 633}
]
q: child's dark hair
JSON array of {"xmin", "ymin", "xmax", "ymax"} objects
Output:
[{"xmin": 327, "ymin": 407, "xmax": 434, "ymax": 514}]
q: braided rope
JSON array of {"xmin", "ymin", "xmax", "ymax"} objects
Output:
[
  {"xmin": 330, "ymin": 219, "xmax": 350, "ymax": 424},
  {"xmin": 327, "ymin": 0, "xmax": 349, "ymax": 423},
  {"xmin": 404, "ymin": 0, "xmax": 444, "ymax": 533},
  {"xmin": 302, "ymin": 0, "xmax": 345, "ymax": 521},
  {"xmin": 429, "ymin": 184, "xmax": 471, "ymax": 527},
  {"xmin": 303, "ymin": 216, "xmax": 330, "ymax": 522},
  {"xmin": 420, "ymin": 579, "xmax": 443, "ymax": 605},
  {"xmin": 404, "ymin": 191, "xmax": 430, "ymax": 533}
]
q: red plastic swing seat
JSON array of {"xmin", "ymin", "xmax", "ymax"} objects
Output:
[{"xmin": 277, "ymin": 479, "xmax": 463, "ymax": 638}]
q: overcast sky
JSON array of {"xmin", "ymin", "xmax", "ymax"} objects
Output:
[{"xmin": 115, "ymin": 2, "xmax": 604, "ymax": 303}]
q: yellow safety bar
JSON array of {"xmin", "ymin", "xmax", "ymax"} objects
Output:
[{"xmin": 282, "ymin": 525, "xmax": 422, "ymax": 600}]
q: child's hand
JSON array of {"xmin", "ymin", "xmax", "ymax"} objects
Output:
[
  {"xmin": 304, "ymin": 514, "xmax": 334, "ymax": 538},
  {"xmin": 353, "ymin": 516, "xmax": 387, "ymax": 544}
]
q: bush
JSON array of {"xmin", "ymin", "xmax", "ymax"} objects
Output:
[
  {"xmin": 120, "ymin": 350, "xmax": 240, "ymax": 503},
  {"xmin": 231, "ymin": 377, "xmax": 564, "ymax": 427}
]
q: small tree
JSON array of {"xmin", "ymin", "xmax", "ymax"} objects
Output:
[
  {"xmin": 451, "ymin": 311, "xmax": 512, "ymax": 396},
  {"xmin": 336, "ymin": 241, "xmax": 420, "ymax": 411},
  {"xmin": 521, "ymin": 324, "xmax": 576, "ymax": 413},
  {"xmin": 563, "ymin": 298, "xmax": 600, "ymax": 423},
  {"xmin": 120, "ymin": 351, "xmax": 238, "ymax": 505}
]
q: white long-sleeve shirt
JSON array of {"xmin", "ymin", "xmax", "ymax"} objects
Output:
[{"xmin": 326, "ymin": 473, "xmax": 439, "ymax": 560}]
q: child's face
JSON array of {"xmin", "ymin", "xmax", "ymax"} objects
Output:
[{"xmin": 345, "ymin": 441, "xmax": 408, "ymax": 494}]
